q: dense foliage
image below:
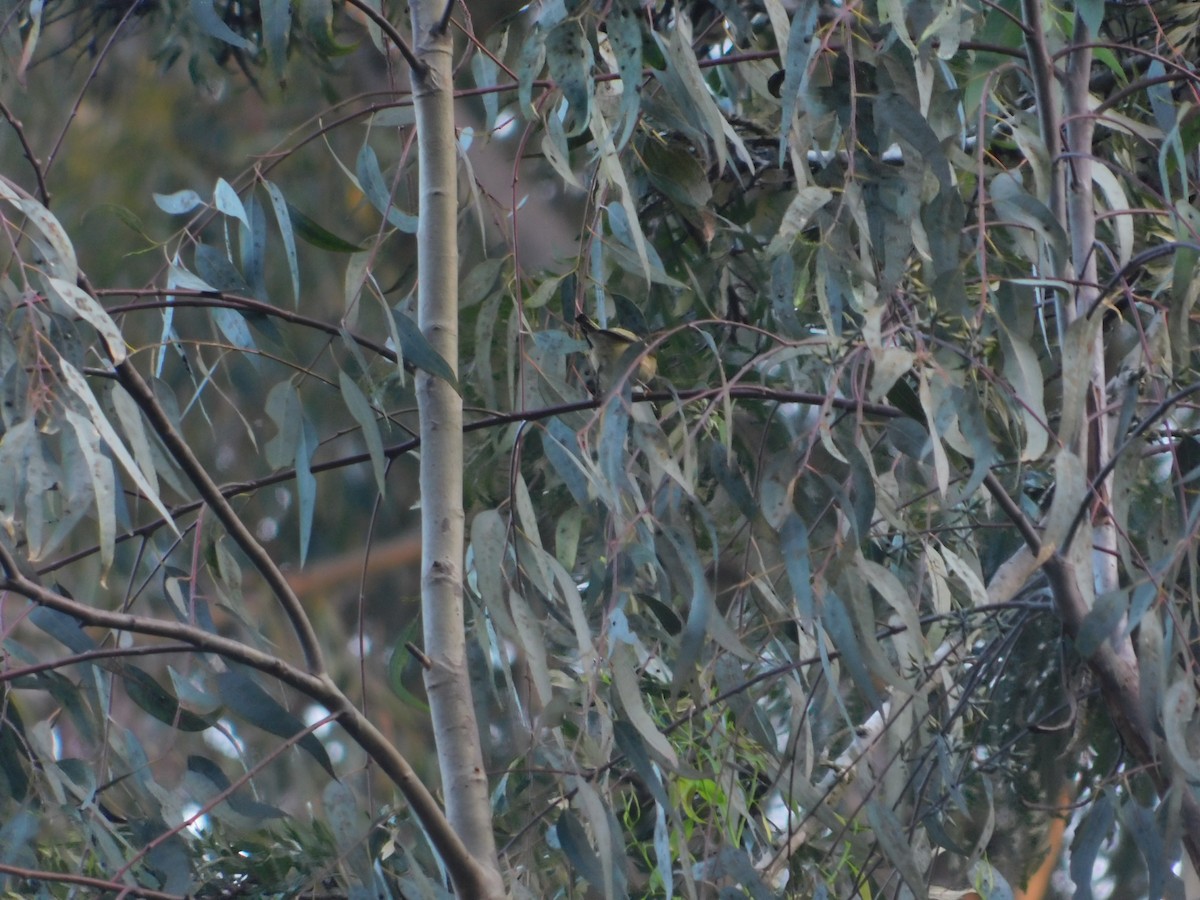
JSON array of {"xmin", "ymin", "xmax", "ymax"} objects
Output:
[{"xmin": 1, "ymin": 0, "xmax": 1199, "ymax": 896}]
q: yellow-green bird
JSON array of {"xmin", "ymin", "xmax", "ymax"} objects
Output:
[{"xmin": 575, "ymin": 313, "xmax": 658, "ymax": 389}]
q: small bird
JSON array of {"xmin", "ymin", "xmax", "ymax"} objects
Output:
[{"xmin": 575, "ymin": 313, "xmax": 658, "ymax": 390}]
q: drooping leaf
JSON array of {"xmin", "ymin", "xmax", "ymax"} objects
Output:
[
  {"xmin": 122, "ymin": 666, "xmax": 218, "ymax": 732},
  {"xmin": 153, "ymin": 189, "xmax": 205, "ymax": 216},
  {"xmin": 1069, "ymin": 793, "xmax": 1115, "ymax": 900},
  {"xmin": 286, "ymin": 201, "xmax": 366, "ymax": 252},
  {"xmin": 189, "ymin": 0, "xmax": 256, "ymax": 51},
  {"xmin": 389, "ymin": 308, "xmax": 460, "ymax": 390},
  {"xmin": 338, "ymin": 371, "xmax": 386, "ymax": 496},
  {"xmin": 261, "ymin": 0, "xmax": 291, "ymax": 82},
  {"xmin": 355, "ymin": 143, "xmax": 418, "ymax": 233},
  {"xmin": 606, "ymin": 0, "xmax": 643, "ymax": 149},
  {"xmin": 556, "ymin": 810, "xmax": 606, "ymax": 892},
  {"xmin": 46, "ymin": 277, "xmax": 126, "ymax": 364},
  {"xmin": 185, "ymin": 756, "xmax": 286, "ymax": 821},
  {"xmin": 215, "ymin": 669, "xmax": 335, "ymax": 778},
  {"xmin": 263, "ymin": 181, "xmax": 301, "ymax": 304},
  {"xmin": 0, "ymin": 179, "xmax": 78, "ymax": 281}
]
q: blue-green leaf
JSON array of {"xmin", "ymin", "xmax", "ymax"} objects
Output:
[
  {"xmin": 190, "ymin": 0, "xmax": 256, "ymax": 51},
  {"xmin": 1070, "ymin": 794, "xmax": 1115, "ymax": 900},
  {"xmin": 214, "ymin": 177, "xmax": 250, "ymax": 229},
  {"xmin": 287, "ymin": 202, "xmax": 366, "ymax": 253},
  {"xmin": 296, "ymin": 410, "xmax": 317, "ymax": 566},
  {"xmin": 239, "ymin": 195, "xmax": 268, "ymax": 299},
  {"xmin": 821, "ymin": 589, "xmax": 883, "ymax": 711},
  {"xmin": 29, "ymin": 605, "xmax": 96, "ymax": 656},
  {"xmin": 556, "ymin": 811, "xmax": 605, "ymax": 890},
  {"xmin": 216, "ymin": 669, "xmax": 335, "ymax": 778},
  {"xmin": 194, "ymin": 244, "xmax": 251, "ymax": 295},
  {"xmin": 338, "ymin": 371, "xmax": 386, "ymax": 496},
  {"xmin": 186, "ymin": 756, "xmax": 286, "ymax": 821},
  {"xmin": 262, "ymin": 0, "xmax": 291, "ymax": 82},
  {"xmin": 264, "ymin": 181, "xmax": 301, "ymax": 304},
  {"xmin": 389, "ymin": 308, "xmax": 460, "ymax": 391},
  {"xmin": 153, "ymin": 189, "xmax": 204, "ymax": 216},
  {"xmin": 356, "ymin": 144, "xmax": 418, "ymax": 233},
  {"xmin": 122, "ymin": 666, "xmax": 218, "ymax": 732}
]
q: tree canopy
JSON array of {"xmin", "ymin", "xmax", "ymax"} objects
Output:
[{"xmin": 1, "ymin": 0, "xmax": 1200, "ymax": 897}]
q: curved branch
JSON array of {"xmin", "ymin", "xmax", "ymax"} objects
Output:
[
  {"xmin": 344, "ymin": 0, "xmax": 425, "ymax": 76},
  {"xmin": 0, "ymin": 540, "xmax": 497, "ymax": 896},
  {"xmin": 111, "ymin": 356, "xmax": 328, "ymax": 675}
]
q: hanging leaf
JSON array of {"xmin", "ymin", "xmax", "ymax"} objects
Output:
[
  {"xmin": 286, "ymin": 202, "xmax": 366, "ymax": 252},
  {"xmin": 261, "ymin": 0, "xmax": 291, "ymax": 81},
  {"xmin": 215, "ymin": 669, "xmax": 335, "ymax": 778},
  {"xmin": 389, "ymin": 308, "xmax": 460, "ymax": 391},
  {"xmin": 338, "ymin": 371, "xmax": 386, "ymax": 495},
  {"xmin": 122, "ymin": 666, "xmax": 218, "ymax": 732},
  {"xmin": 263, "ymin": 181, "xmax": 301, "ymax": 304},
  {"xmin": 190, "ymin": 0, "xmax": 256, "ymax": 51},
  {"xmin": 356, "ymin": 144, "xmax": 419, "ymax": 233}
]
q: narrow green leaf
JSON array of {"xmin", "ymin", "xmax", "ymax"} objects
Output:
[
  {"xmin": 1069, "ymin": 794, "xmax": 1115, "ymax": 900},
  {"xmin": 286, "ymin": 202, "xmax": 366, "ymax": 252},
  {"xmin": 866, "ymin": 802, "xmax": 927, "ymax": 895},
  {"xmin": 776, "ymin": 0, "xmax": 822, "ymax": 161},
  {"xmin": 338, "ymin": 371, "xmax": 386, "ymax": 495},
  {"xmin": 874, "ymin": 91, "xmax": 952, "ymax": 188},
  {"xmin": 821, "ymin": 589, "xmax": 883, "ymax": 711},
  {"xmin": 606, "ymin": 1, "xmax": 642, "ymax": 149},
  {"xmin": 263, "ymin": 181, "xmax": 301, "ymax": 304},
  {"xmin": 1163, "ymin": 678, "xmax": 1200, "ymax": 781},
  {"xmin": 356, "ymin": 144, "xmax": 418, "ymax": 232},
  {"xmin": 46, "ymin": 277, "xmax": 126, "ymax": 364},
  {"xmin": 296, "ymin": 413, "xmax": 317, "ymax": 566},
  {"xmin": 239, "ymin": 195, "xmax": 268, "ymax": 299},
  {"xmin": 1119, "ymin": 799, "xmax": 1169, "ymax": 900},
  {"xmin": 990, "ymin": 171, "xmax": 1070, "ymax": 269},
  {"xmin": 186, "ymin": 756, "xmax": 286, "ymax": 821},
  {"xmin": 766, "ymin": 187, "xmax": 832, "ymax": 258},
  {"xmin": 212, "ymin": 308, "xmax": 259, "ymax": 363},
  {"xmin": 545, "ymin": 20, "xmax": 593, "ymax": 137},
  {"xmin": 109, "ymin": 384, "xmax": 158, "ymax": 498},
  {"xmin": 190, "ymin": 0, "xmax": 255, "ymax": 51},
  {"xmin": 216, "ymin": 670, "xmax": 335, "ymax": 778},
  {"xmin": 387, "ymin": 618, "xmax": 430, "ymax": 711},
  {"xmin": 556, "ymin": 811, "xmax": 606, "ymax": 892},
  {"xmin": 655, "ymin": 14, "xmax": 727, "ymax": 173},
  {"xmin": 29, "ymin": 605, "xmax": 96, "ymax": 656},
  {"xmin": 194, "ymin": 244, "xmax": 251, "ymax": 295},
  {"xmin": 0, "ymin": 179, "xmax": 78, "ymax": 282},
  {"xmin": 611, "ymin": 644, "xmax": 679, "ymax": 767},
  {"xmin": 61, "ymin": 410, "xmax": 118, "ymax": 571},
  {"xmin": 517, "ymin": 25, "xmax": 547, "ymax": 117},
  {"xmin": 262, "ymin": 0, "xmax": 291, "ymax": 81},
  {"xmin": 389, "ymin": 308, "xmax": 460, "ymax": 391},
  {"xmin": 122, "ymin": 666, "xmax": 217, "ymax": 732}
]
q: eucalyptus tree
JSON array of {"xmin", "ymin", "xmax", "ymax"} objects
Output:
[{"xmin": 0, "ymin": 0, "xmax": 1198, "ymax": 897}]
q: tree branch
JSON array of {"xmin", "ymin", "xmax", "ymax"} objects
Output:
[
  {"xmin": 0, "ymin": 540, "xmax": 500, "ymax": 895},
  {"xmin": 110, "ymin": 356, "xmax": 328, "ymax": 675}
]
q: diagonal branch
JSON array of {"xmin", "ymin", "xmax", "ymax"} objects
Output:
[
  {"xmin": 0, "ymin": 540, "xmax": 499, "ymax": 895},
  {"xmin": 110, "ymin": 355, "xmax": 328, "ymax": 676}
]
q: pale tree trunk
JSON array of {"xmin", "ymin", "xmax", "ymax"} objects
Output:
[{"xmin": 407, "ymin": 1, "xmax": 504, "ymax": 894}]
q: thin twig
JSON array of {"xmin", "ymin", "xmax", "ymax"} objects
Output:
[{"xmin": 0, "ymin": 97, "xmax": 49, "ymax": 206}]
